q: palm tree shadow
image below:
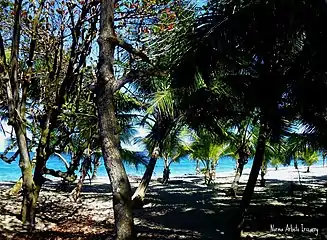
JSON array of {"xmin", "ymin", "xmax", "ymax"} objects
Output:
[
  {"xmin": 135, "ymin": 176, "xmax": 327, "ymax": 239},
  {"xmin": 134, "ymin": 180, "xmax": 241, "ymax": 239}
]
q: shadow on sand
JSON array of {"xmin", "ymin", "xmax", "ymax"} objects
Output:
[{"xmin": 0, "ymin": 174, "xmax": 327, "ymax": 239}]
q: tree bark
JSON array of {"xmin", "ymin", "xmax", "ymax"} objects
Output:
[
  {"xmin": 307, "ymin": 166, "xmax": 310, "ymax": 173},
  {"xmin": 323, "ymin": 156, "xmax": 326, "ymax": 167},
  {"xmin": 132, "ymin": 146, "xmax": 160, "ymax": 207},
  {"xmin": 195, "ymin": 160, "xmax": 200, "ymax": 174},
  {"xmin": 233, "ymin": 120, "xmax": 268, "ymax": 238},
  {"xmin": 162, "ymin": 166, "xmax": 170, "ymax": 184},
  {"xmin": 7, "ymin": 177, "xmax": 23, "ymax": 195},
  {"xmin": 260, "ymin": 160, "xmax": 267, "ymax": 187},
  {"xmin": 229, "ymin": 158, "xmax": 246, "ymax": 197},
  {"xmin": 230, "ymin": 143, "xmax": 250, "ymax": 196},
  {"xmin": 97, "ymin": 0, "xmax": 135, "ymax": 238},
  {"xmin": 15, "ymin": 125, "xmax": 36, "ymax": 229},
  {"xmin": 71, "ymin": 156, "xmax": 91, "ymax": 202}
]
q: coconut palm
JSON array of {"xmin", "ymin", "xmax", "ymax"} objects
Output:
[
  {"xmin": 189, "ymin": 131, "xmax": 230, "ymax": 185},
  {"xmin": 226, "ymin": 119, "xmax": 257, "ymax": 196},
  {"xmin": 298, "ymin": 147, "xmax": 319, "ymax": 173},
  {"xmin": 161, "ymin": 127, "xmax": 192, "ymax": 184},
  {"xmin": 154, "ymin": 1, "xmax": 316, "ymax": 237}
]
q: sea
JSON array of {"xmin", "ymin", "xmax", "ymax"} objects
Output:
[{"xmin": 0, "ymin": 152, "xmax": 325, "ymax": 182}]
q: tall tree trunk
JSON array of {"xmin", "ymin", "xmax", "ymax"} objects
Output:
[
  {"xmin": 233, "ymin": 120, "xmax": 268, "ymax": 238},
  {"xmin": 97, "ymin": 1, "xmax": 135, "ymax": 238},
  {"xmin": 15, "ymin": 126, "xmax": 36, "ymax": 229},
  {"xmin": 71, "ymin": 156, "xmax": 91, "ymax": 201},
  {"xmin": 31, "ymin": 122, "xmax": 52, "ymax": 226},
  {"xmin": 229, "ymin": 157, "xmax": 246, "ymax": 197},
  {"xmin": 306, "ymin": 166, "xmax": 310, "ymax": 173},
  {"xmin": 132, "ymin": 146, "xmax": 160, "ymax": 207}
]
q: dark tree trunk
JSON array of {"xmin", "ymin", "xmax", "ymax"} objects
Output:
[
  {"xmin": 132, "ymin": 147, "xmax": 160, "ymax": 207},
  {"xmin": 97, "ymin": 1, "xmax": 135, "ymax": 238},
  {"xmin": 323, "ymin": 157, "xmax": 325, "ymax": 167},
  {"xmin": 307, "ymin": 166, "xmax": 310, "ymax": 173},
  {"xmin": 162, "ymin": 166, "xmax": 170, "ymax": 184},
  {"xmin": 294, "ymin": 159, "xmax": 298, "ymax": 170},
  {"xmin": 233, "ymin": 120, "xmax": 268, "ymax": 238}
]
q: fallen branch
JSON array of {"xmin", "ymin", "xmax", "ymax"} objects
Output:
[
  {"xmin": 43, "ymin": 167, "xmax": 77, "ymax": 182},
  {"xmin": 53, "ymin": 152, "xmax": 70, "ymax": 170}
]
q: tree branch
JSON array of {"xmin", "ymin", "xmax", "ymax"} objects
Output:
[
  {"xmin": 109, "ymin": 36, "xmax": 150, "ymax": 63},
  {"xmin": 0, "ymin": 150, "xmax": 19, "ymax": 164},
  {"xmin": 113, "ymin": 68, "xmax": 167, "ymax": 92},
  {"xmin": 0, "ymin": 33, "xmax": 8, "ymax": 73},
  {"xmin": 53, "ymin": 152, "xmax": 70, "ymax": 170},
  {"xmin": 43, "ymin": 167, "xmax": 77, "ymax": 182}
]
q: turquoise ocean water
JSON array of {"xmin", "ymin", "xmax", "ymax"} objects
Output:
[{"xmin": 0, "ymin": 152, "xmax": 325, "ymax": 182}]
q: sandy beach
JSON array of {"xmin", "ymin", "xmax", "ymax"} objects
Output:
[{"xmin": 1, "ymin": 166, "xmax": 327, "ymax": 239}]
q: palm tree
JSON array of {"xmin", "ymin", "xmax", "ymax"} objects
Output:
[
  {"xmin": 298, "ymin": 147, "xmax": 319, "ymax": 173},
  {"xmin": 189, "ymin": 131, "xmax": 230, "ymax": 185},
  {"xmin": 161, "ymin": 127, "xmax": 192, "ymax": 184},
  {"xmin": 154, "ymin": 1, "xmax": 314, "ymax": 237},
  {"xmin": 226, "ymin": 119, "xmax": 257, "ymax": 196}
]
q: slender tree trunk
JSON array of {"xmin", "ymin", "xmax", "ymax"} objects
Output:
[
  {"xmin": 163, "ymin": 167, "xmax": 170, "ymax": 184},
  {"xmin": 71, "ymin": 156, "xmax": 91, "ymax": 201},
  {"xmin": 92, "ymin": 155, "xmax": 101, "ymax": 180},
  {"xmin": 204, "ymin": 161, "xmax": 210, "ymax": 185},
  {"xmin": 307, "ymin": 166, "xmax": 310, "ymax": 173},
  {"xmin": 162, "ymin": 157, "xmax": 170, "ymax": 184},
  {"xmin": 15, "ymin": 126, "xmax": 36, "ymax": 229},
  {"xmin": 209, "ymin": 161, "xmax": 216, "ymax": 184},
  {"xmin": 233, "ymin": 120, "xmax": 268, "ymax": 238},
  {"xmin": 31, "ymin": 123, "xmax": 52, "ymax": 226},
  {"xmin": 97, "ymin": 78, "xmax": 135, "ymax": 238},
  {"xmin": 323, "ymin": 156, "xmax": 325, "ymax": 167},
  {"xmin": 229, "ymin": 157, "xmax": 247, "ymax": 197},
  {"xmin": 132, "ymin": 147, "xmax": 160, "ymax": 207},
  {"xmin": 196, "ymin": 160, "xmax": 200, "ymax": 174},
  {"xmin": 97, "ymin": 1, "xmax": 135, "ymax": 238},
  {"xmin": 294, "ymin": 159, "xmax": 298, "ymax": 170},
  {"xmin": 260, "ymin": 165, "xmax": 267, "ymax": 187}
]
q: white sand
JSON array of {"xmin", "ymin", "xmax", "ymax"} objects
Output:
[{"xmin": 0, "ymin": 165, "xmax": 326, "ymax": 239}]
